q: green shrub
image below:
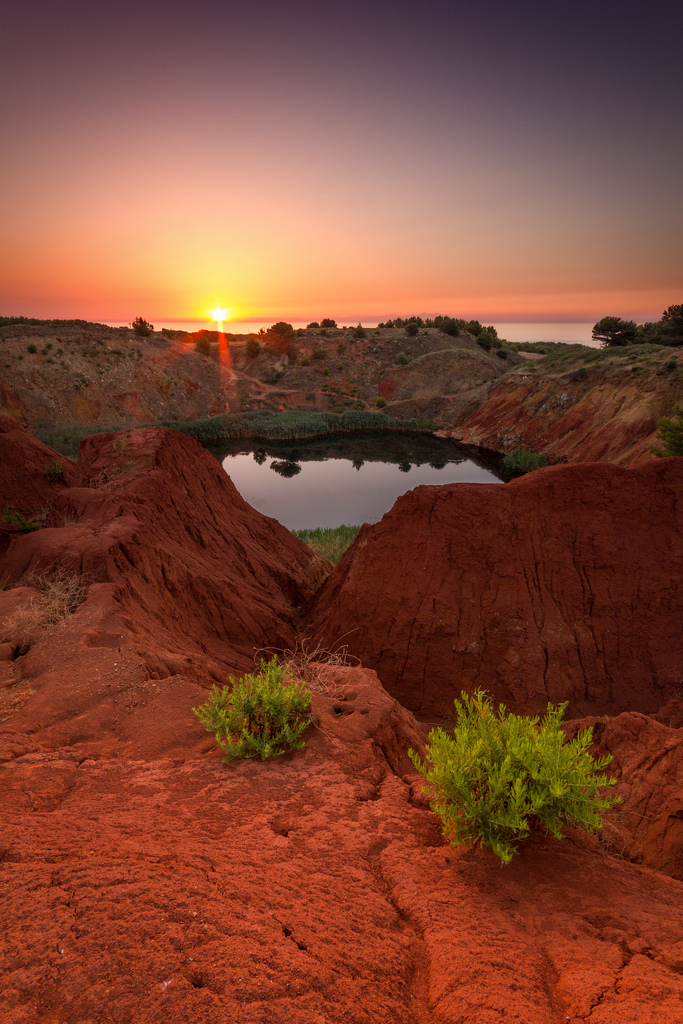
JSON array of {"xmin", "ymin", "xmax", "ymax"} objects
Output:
[
  {"xmin": 409, "ymin": 691, "xmax": 619, "ymax": 865},
  {"xmin": 376, "ymin": 397, "xmax": 386, "ymax": 408},
  {"xmin": 494, "ymin": 348, "xmax": 508, "ymax": 359},
  {"xmin": 320, "ymin": 318, "xmax": 337, "ymax": 329},
  {"xmin": 195, "ymin": 336, "xmax": 213, "ymax": 356},
  {"xmin": 131, "ymin": 316, "xmax": 154, "ymax": 337},
  {"xmin": 405, "ymin": 323, "xmax": 419, "ymax": 337},
  {"xmin": 44, "ymin": 463, "xmax": 64, "ymax": 482},
  {"xmin": 245, "ymin": 337, "xmax": 260, "ymax": 358},
  {"xmin": 396, "ymin": 352, "xmax": 410, "ymax": 365},
  {"xmin": 27, "ymin": 344, "xmax": 37, "ymax": 354},
  {"xmin": 193, "ymin": 657, "xmax": 312, "ymax": 761},
  {"xmin": 651, "ymin": 404, "xmax": 683, "ymax": 457},
  {"xmin": 352, "ymin": 324, "xmax": 367, "ymax": 339},
  {"xmin": 502, "ymin": 447, "xmax": 548, "ymax": 476},
  {"xmin": 300, "ymin": 354, "xmax": 310, "ymax": 366}
]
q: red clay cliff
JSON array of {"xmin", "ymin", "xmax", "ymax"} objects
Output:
[{"xmin": 305, "ymin": 458, "xmax": 683, "ymax": 720}]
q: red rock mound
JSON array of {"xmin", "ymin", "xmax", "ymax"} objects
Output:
[
  {"xmin": 305, "ymin": 458, "xmax": 683, "ymax": 719},
  {"xmin": 0, "ymin": 425, "xmax": 327, "ymax": 759}
]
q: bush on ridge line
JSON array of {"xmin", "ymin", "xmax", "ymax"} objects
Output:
[
  {"xmin": 193, "ymin": 657, "xmax": 312, "ymax": 761},
  {"xmin": 409, "ymin": 690, "xmax": 620, "ymax": 865}
]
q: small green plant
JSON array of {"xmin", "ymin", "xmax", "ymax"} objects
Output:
[
  {"xmin": 396, "ymin": 352, "xmax": 410, "ymax": 365},
  {"xmin": 300, "ymin": 354, "xmax": 310, "ymax": 366},
  {"xmin": 376, "ymin": 396, "xmax": 386, "ymax": 408},
  {"xmin": 410, "ymin": 691, "xmax": 620, "ymax": 865},
  {"xmin": 502, "ymin": 447, "xmax": 548, "ymax": 476},
  {"xmin": 2, "ymin": 507, "xmax": 42, "ymax": 533},
  {"xmin": 245, "ymin": 337, "xmax": 260, "ymax": 358},
  {"xmin": 44, "ymin": 463, "xmax": 64, "ymax": 482},
  {"xmin": 651, "ymin": 404, "xmax": 683, "ymax": 457},
  {"xmin": 27, "ymin": 344, "xmax": 37, "ymax": 354},
  {"xmin": 194, "ymin": 657, "xmax": 312, "ymax": 761}
]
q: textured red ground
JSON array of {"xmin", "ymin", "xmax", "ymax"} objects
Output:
[
  {"xmin": 305, "ymin": 459, "xmax": 683, "ymax": 720},
  {"xmin": 2, "ymin": 423, "xmax": 683, "ymax": 1023}
]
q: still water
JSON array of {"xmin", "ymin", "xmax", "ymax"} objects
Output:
[{"xmin": 211, "ymin": 433, "xmax": 504, "ymax": 530}]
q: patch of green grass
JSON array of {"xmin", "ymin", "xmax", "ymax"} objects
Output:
[
  {"xmin": 502, "ymin": 448, "xmax": 548, "ymax": 477},
  {"xmin": 293, "ymin": 524, "xmax": 361, "ymax": 564}
]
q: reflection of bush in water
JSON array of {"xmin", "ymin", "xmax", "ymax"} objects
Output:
[
  {"xmin": 253, "ymin": 448, "xmax": 267, "ymax": 465},
  {"xmin": 215, "ymin": 431, "xmax": 505, "ymax": 480},
  {"xmin": 270, "ymin": 459, "xmax": 301, "ymax": 477},
  {"xmin": 398, "ymin": 461, "xmax": 411, "ymax": 473}
]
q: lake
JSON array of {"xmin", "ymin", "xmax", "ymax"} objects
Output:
[{"xmin": 210, "ymin": 433, "xmax": 504, "ymax": 530}]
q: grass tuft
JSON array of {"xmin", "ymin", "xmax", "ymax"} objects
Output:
[{"xmin": 293, "ymin": 524, "xmax": 360, "ymax": 563}]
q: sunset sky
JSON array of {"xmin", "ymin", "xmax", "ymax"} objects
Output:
[{"xmin": 2, "ymin": 0, "xmax": 681, "ymax": 325}]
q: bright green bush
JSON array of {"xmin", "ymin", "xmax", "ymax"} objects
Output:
[
  {"xmin": 502, "ymin": 447, "xmax": 548, "ymax": 476},
  {"xmin": 410, "ymin": 691, "xmax": 619, "ymax": 865},
  {"xmin": 193, "ymin": 657, "xmax": 312, "ymax": 761}
]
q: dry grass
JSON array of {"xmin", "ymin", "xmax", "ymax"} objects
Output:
[
  {"xmin": 0, "ymin": 567, "xmax": 88, "ymax": 645},
  {"xmin": 256, "ymin": 635, "xmax": 359, "ymax": 696}
]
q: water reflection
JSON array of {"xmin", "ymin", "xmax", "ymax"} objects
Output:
[{"xmin": 209, "ymin": 432, "xmax": 504, "ymax": 530}]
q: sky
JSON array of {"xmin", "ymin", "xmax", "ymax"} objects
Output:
[{"xmin": 1, "ymin": 0, "xmax": 681, "ymax": 325}]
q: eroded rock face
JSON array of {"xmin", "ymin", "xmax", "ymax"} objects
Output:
[
  {"xmin": 442, "ymin": 372, "xmax": 683, "ymax": 465},
  {"xmin": 0, "ymin": 426, "xmax": 328, "ymax": 759},
  {"xmin": 305, "ymin": 458, "xmax": 683, "ymax": 719},
  {"xmin": 0, "ymin": 415, "xmax": 74, "ymax": 540},
  {"xmin": 565, "ymin": 705, "xmax": 683, "ymax": 882}
]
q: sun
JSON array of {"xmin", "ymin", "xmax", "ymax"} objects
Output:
[{"xmin": 209, "ymin": 306, "xmax": 230, "ymax": 328}]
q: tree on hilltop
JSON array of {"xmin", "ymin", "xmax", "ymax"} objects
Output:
[
  {"xmin": 131, "ymin": 316, "xmax": 154, "ymax": 337},
  {"xmin": 592, "ymin": 316, "xmax": 637, "ymax": 347}
]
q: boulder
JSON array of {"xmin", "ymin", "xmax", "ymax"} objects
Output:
[{"xmin": 305, "ymin": 458, "xmax": 683, "ymax": 719}]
